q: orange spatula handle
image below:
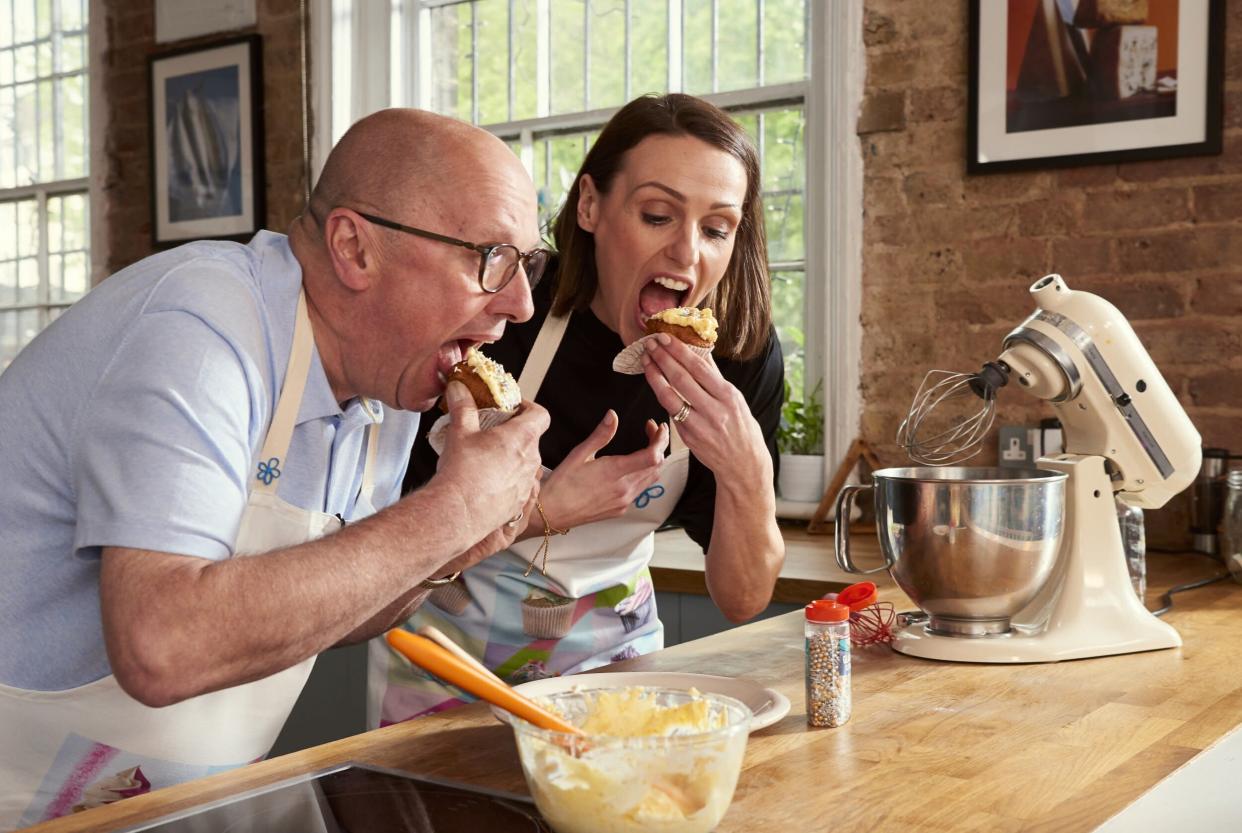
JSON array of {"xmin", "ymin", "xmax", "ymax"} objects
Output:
[{"xmin": 385, "ymin": 629, "xmax": 582, "ymax": 736}]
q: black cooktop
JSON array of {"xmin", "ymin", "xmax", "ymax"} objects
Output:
[{"xmin": 118, "ymin": 763, "xmax": 550, "ymax": 832}]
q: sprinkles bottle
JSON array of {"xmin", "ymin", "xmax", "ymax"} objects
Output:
[{"xmin": 805, "ymin": 600, "xmax": 851, "ymax": 728}]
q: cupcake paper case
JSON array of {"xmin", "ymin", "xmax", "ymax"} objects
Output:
[{"xmin": 521, "ymin": 589, "xmax": 575, "ymax": 639}]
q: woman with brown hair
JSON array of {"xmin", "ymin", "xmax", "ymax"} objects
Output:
[{"xmin": 369, "ymin": 93, "xmax": 786, "ymax": 725}]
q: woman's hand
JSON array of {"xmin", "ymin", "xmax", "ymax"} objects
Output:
[
  {"xmin": 640, "ymin": 334, "xmax": 771, "ymax": 482},
  {"xmin": 535, "ymin": 409, "xmax": 670, "ymax": 532}
]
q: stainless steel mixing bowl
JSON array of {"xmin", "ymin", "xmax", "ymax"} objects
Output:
[{"xmin": 835, "ymin": 467, "xmax": 1067, "ymax": 636}]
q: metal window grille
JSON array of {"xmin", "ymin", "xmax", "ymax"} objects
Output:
[{"xmin": 0, "ymin": 0, "xmax": 90, "ymax": 372}]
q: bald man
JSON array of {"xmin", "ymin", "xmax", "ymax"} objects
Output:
[{"xmin": 0, "ymin": 109, "xmax": 550, "ymax": 828}]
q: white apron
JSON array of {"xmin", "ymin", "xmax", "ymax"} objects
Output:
[
  {"xmin": 0, "ymin": 292, "xmax": 381, "ymax": 829},
  {"xmin": 369, "ymin": 311, "xmax": 690, "ymax": 727}
]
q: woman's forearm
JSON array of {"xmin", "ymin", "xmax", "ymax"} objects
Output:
[{"xmin": 703, "ymin": 466, "xmax": 784, "ymax": 622}]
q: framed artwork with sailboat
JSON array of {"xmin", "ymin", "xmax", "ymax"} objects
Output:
[{"xmin": 150, "ymin": 35, "xmax": 264, "ymax": 245}]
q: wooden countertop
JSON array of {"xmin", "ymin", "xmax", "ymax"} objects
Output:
[
  {"xmin": 649, "ymin": 522, "xmax": 885, "ymax": 603},
  {"xmin": 24, "ymin": 553, "xmax": 1241, "ymax": 832}
]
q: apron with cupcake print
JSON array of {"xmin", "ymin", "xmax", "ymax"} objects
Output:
[{"xmin": 368, "ymin": 311, "xmax": 689, "ymax": 727}]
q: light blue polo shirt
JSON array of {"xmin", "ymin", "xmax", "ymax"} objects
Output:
[{"xmin": 0, "ymin": 232, "xmax": 420, "ymax": 691}]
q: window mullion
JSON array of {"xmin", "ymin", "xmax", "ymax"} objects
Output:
[
  {"xmin": 36, "ymin": 188, "xmax": 49, "ymax": 331},
  {"xmin": 470, "ymin": 1, "xmax": 479, "ymax": 124},
  {"xmin": 623, "ymin": 0, "xmax": 630, "ymax": 103},
  {"xmin": 507, "ymin": 0, "xmax": 515, "ymax": 121},
  {"xmin": 666, "ymin": 0, "xmax": 682, "ymax": 93},
  {"xmin": 52, "ymin": 0, "xmax": 63, "ymax": 181},
  {"xmin": 710, "ymin": 0, "xmax": 718, "ymax": 93},
  {"xmin": 582, "ymin": 0, "xmax": 590, "ymax": 110},
  {"xmin": 756, "ymin": 0, "xmax": 764, "ymax": 87},
  {"xmin": 535, "ymin": 0, "xmax": 549, "ymax": 117}
]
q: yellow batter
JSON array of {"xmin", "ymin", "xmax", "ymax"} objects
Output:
[{"xmin": 516, "ymin": 687, "xmax": 748, "ymax": 833}]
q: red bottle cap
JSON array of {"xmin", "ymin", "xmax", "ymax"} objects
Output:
[
  {"xmin": 837, "ymin": 581, "xmax": 878, "ymax": 612},
  {"xmin": 805, "ymin": 600, "xmax": 850, "ymax": 623}
]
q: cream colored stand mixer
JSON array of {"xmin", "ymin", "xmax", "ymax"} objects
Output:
[{"xmin": 849, "ymin": 275, "xmax": 1202, "ymax": 663}]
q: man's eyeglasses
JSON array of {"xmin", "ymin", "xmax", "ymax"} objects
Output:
[{"xmin": 356, "ymin": 211, "xmax": 551, "ymax": 294}]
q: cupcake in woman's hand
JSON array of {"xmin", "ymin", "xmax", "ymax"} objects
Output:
[
  {"xmin": 643, "ymin": 306, "xmax": 718, "ymax": 348},
  {"xmin": 613, "ymin": 306, "xmax": 718, "ymax": 374},
  {"xmin": 427, "ymin": 347, "xmax": 521, "ymax": 455}
]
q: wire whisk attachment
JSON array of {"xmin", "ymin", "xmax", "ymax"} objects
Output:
[{"xmin": 897, "ymin": 364, "xmax": 1009, "ymax": 466}]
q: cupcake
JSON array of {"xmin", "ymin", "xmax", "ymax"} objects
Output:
[
  {"xmin": 613, "ymin": 578, "xmax": 655, "ymax": 634},
  {"xmin": 428, "ymin": 580, "xmax": 472, "ymax": 615},
  {"xmin": 521, "ymin": 589, "xmax": 575, "ymax": 639},
  {"xmin": 508, "ymin": 659, "xmax": 554, "ymax": 684},
  {"xmin": 440, "ymin": 347, "xmax": 521, "ymax": 412},
  {"xmin": 643, "ymin": 306, "xmax": 718, "ymax": 348},
  {"xmin": 427, "ymin": 347, "xmax": 521, "ymax": 454},
  {"xmin": 612, "ymin": 307, "xmax": 718, "ymax": 374}
]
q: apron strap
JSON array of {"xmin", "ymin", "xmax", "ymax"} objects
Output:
[
  {"xmin": 518, "ymin": 312, "xmax": 569, "ymax": 398},
  {"xmin": 253, "ymin": 291, "xmax": 314, "ymax": 495},
  {"xmin": 519, "ymin": 310, "xmax": 687, "ymax": 453}
]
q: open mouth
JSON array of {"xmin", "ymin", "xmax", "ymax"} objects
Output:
[
  {"xmin": 638, "ymin": 275, "xmax": 693, "ymax": 327},
  {"xmin": 435, "ymin": 339, "xmax": 478, "ymax": 384}
]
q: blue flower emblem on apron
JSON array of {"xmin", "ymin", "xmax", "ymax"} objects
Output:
[{"xmin": 256, "ymin": 457, "xmax": 281, "ymax": 485}]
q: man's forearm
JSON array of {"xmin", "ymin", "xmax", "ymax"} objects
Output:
[
  {"xmin": 335, "ymin": 585, "xmax": 431, "ymax": 646},
  {"xmin": 101, "ymin": 481, "xmax": 478, "ymax": 707}
]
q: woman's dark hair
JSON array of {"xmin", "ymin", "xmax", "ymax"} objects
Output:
[{"xmin": 550, "ymin": 93, "xmax": 772, "ymax": 361}]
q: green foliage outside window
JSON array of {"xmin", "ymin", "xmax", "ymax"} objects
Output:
[{"xmin": 428, "ymin": 0, "xmax": 811, "ymax": 399}]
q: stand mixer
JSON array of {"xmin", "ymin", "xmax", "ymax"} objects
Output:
[{"xmin": 844, "ymin": 274, "xmax": 1202, "ymax": 663}]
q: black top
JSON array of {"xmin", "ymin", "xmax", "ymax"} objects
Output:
[{"xmin": 406, "ymin": 274, "xmax": 784, "ymax": 551}]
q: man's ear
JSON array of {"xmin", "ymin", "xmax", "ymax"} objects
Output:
[
  {"xmin": 576, "ymin": 174, "xmax": 600, "ymax": 233},
  {"xmin": 323, "ymin": 208, "xmax": 376, "ymax": 291}
]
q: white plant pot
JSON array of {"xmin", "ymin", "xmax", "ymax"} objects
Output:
[{"xmin": 778, "ymin": 453, "xmax": 826, "ymax": 503}]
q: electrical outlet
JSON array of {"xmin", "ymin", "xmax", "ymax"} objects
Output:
[{"xmin": 999, "ymin": 426, "xmax": 1033, "ymax": 467}]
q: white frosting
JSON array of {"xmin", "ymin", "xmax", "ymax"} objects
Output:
[
  {"xmin": 646, "ymin": 307, "xmax": 717, "ymax": 343},
  {"xmin": 462, "ymin": 347, "xmax": 521, "ymax": 411}
]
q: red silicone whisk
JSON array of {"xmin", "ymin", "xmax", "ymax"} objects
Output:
[{"xmin": 822, "ymin": 581, "xmax": 897, "ymax": 647}]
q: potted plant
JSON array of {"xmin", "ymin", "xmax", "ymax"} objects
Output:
[{"xmin": 777, "ymin": 378, "xmax": 825, "ymax": 503}]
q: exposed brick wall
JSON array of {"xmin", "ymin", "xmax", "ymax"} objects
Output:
[
  {"xmin": 97, "ymin": 0, "xmax": 308, "ymax": 275},
  {"xmin": 859, "ymin": 1, "xmax": 1242, "ymax": 548}
]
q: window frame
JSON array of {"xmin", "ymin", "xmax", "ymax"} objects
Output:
[
  {"xmin": 0, "ymin": 0, "xmax": 93, "ymax": 366},
  {"xmin": 0, "ymin": 176, "xmax": 89, "ymax": 322},
  {"xmin": 311, "ymin": 0, "xmax": 863, "ymax": 490}
]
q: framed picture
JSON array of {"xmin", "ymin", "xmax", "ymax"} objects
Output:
[
  {"xmin": 968, "ymin": 0, "xmax": 1225, "ymax": 173},
  {"xmin": 150, "ymin": 35, "xmax": 264, "ymax": 245}
]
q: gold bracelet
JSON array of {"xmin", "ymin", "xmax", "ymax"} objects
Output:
[
  {"xmin": 522, "ymin": 499, "xmax": 568, "ymax": 578},
  {"xmin": 418, "ymin": 571, "xmax": 461, "ymax": 589}
]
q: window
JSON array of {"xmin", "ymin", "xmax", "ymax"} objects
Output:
[
  {"xmin": 318, "ymin": 2, "xmax": 862, "ymax": 477},
  {"xmin": 0, "ymin": 0, "xmax": 89, "ymax": 372}
]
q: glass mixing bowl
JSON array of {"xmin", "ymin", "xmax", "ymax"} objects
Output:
[{"xmin": 507, "ymin": 686, "xmax": 751, "ymax": 833}]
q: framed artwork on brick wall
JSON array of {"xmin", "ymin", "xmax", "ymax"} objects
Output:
[
  {"xmin": 968, "ymin": 0, "xmax": 1225, "ymax": 174},
  {"xmin": 150, "ymin": 35, "xmax": 264, "ymax": 245}
]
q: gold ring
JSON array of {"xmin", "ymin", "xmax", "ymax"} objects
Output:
[
  {"xmin": 672, "ymin": 401, "xmax": 691, "ymax": 424},
  {"xmin": 506, "ymin": 511, "xmax": 524, "ymax": 528}
]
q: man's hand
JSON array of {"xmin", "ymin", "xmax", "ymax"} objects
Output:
[
  {"xmin": 425, "ymin": 381, "xmax": 548, "ymax": 571},
  {"xmin": 532, "ymin": 410, "xmax": 669, "ymax": 532}
]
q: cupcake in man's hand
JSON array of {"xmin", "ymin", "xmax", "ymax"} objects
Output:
[
  {"xmin": 427, "ymin": 347, "xmax": 521, "ymax": 455},
  {"xmin": 439, "ymin": 347, "xmax": 521, "ymax": 413},
  {"xmin": 612, "ymin": 306, "xmax": 718, "ymax": 374}
]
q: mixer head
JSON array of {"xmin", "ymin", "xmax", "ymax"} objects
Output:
[{"xmin": 898, "ymin": 275, "xmax": 1201, "ymax": 507}]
